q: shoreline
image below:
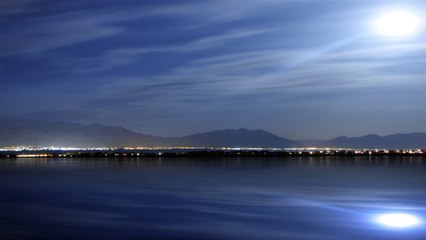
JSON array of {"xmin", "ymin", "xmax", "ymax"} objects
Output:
[{"xmin": 1, "ymin": 148, "xmax": 425, "ymax": 158}]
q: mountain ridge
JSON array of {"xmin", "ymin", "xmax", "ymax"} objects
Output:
[
  {"xmin": 0, "ymin": 117, "xmax": 424, "ymax": 148},
  {"xmin": 319, "ymin": 132, "xmax": 426, "ymax": 149}
]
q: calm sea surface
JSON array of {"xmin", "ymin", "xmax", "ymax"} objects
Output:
[{"xmin": 0, "ymin": 156, "xmax": 425, "ymax": 240}]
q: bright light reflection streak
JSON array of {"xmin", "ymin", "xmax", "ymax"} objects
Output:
[
  {"xmin": 276, "ymin": 193, "xmax": 424, "ymax": 231},
  {"xmin": 375, "ymin": 213, "xmax": 421, "ymax": 228}
]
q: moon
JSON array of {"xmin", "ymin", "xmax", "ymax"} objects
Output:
[{"xmin": 373, "ymin": 10, "xmax": 421, "ymax": 37}]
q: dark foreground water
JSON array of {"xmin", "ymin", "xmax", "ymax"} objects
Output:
[{"xmin": 0, "ymin": 156, "xmax": 425, "ymax": 240}]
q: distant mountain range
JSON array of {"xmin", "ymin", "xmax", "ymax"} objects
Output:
[
  {"xmin": 319, "ymin": 133, "xmax": 426, "ymax": 149},
  {"xmin": 0, "ymin": 117, "xmax": 297, "ymax": 148},
  {"xmin": 0, "ymin": 117, "xmax": 424, "ymax": 149}
]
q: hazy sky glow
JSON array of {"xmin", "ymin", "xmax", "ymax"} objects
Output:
[{"xmin": 0, "ymin": 0, "xmax": 425, "ymax": 139}]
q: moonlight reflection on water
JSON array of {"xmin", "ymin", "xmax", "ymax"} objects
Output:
[
  {"xmin": 0, "ymin": 157, "xmax": 425, "ymax": 240},
  {"xmin": 375, "ymin": 213, "xmax": 421, "ymax": 228}
]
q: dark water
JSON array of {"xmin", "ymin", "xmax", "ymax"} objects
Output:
[{"xmin": 0, "ymin": 156, "xmax": 425, "ymax": 240}]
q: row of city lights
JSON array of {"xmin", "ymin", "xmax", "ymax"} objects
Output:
[{"xmin": 1, "ymin": 146, "xmax": 424, "ymax": 152}]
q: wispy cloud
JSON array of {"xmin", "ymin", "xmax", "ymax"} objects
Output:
[
  {"xmin": 56, "ymin": 28, "xmax": 273, "ymax": 73},
  {"xmin": 59, "ymin": 32, "xmax": 425, "ymax": 104},
  {"xmin": 0, "ymin": 0, "xmax": 32, "ymax": 16},
  {"xmin": 0, "ymin": 0, "xmax": 278, "ymax": 56},
  {"xmin": 0, "ymin": 14, "xmax": 123, "ymax": 56}
]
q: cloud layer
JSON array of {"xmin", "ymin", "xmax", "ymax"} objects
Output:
[{"xmin": 0, "ymin": 0, "xmax": 425, "ymax": 138}]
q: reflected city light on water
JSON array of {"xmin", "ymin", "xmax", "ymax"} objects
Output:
[{"xmin": 374, "ymin": 213, "xmax": 421, "ymax": 229}]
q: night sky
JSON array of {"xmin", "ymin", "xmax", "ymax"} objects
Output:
[{"xmin": 1, "ymin": 0, "xmax": 425, "ymax": 139}]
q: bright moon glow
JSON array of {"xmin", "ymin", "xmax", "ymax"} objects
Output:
[
  {"xmin": 374, "ymin": 10, "xmax": 421, "ymax": 36},
  {"xmin": 376, "ymin": 213, "xmax": 421, "ymax": 228}
]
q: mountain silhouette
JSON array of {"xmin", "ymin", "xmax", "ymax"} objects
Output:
[
  {"xmin": 0, "ymin": 117, "xmax": 298, "ymax": 148},
  {"xmin": 0, "ymin": 117, "xmax": 424, "ymax": 148},
  {"xmin": 319, "ymin": 133, "xmax": 426, "ymax": 149},
  {"xmin": 179, "ymin": 128, "xmax": 298, "ymax": 148}
]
